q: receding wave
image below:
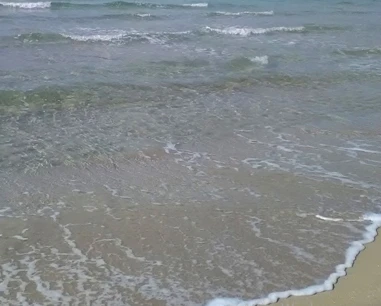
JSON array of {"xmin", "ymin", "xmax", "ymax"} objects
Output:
[
  {"xmin": 203, "ymin": 26, "xmax": 305, "ymax": 37},
  {"xmin": 208, "ymin": 10, "xmax": 274, "ymax": 17},
  {"xmin": 0, "ymin": 1, "xmax": 51, "ymax": 8}
]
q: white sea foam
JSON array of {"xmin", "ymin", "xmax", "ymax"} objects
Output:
[
  {"xmin": 249, "ymin": 55, "xmax": 269, "ymax": 65},
  {"xmin": 61, "ymin": 32, "xmax": 126, "ymax": 42},
  {"xmin": 205, "ymin": 212, "xmax": 381, "ymax": 306},
  {"xmin": 316, "ymin": 215, "xmax": 343, "ymax": 222},
  {"xmin": 183, "ymin": 2, "xmax": 208, "ymax": 7},
  {"xmin": 164, "ymin": 141, "xmax": 178, "ymax": 154},
  {"xmin": 0, "ymin": 1, "xmax": 51, "ymax": 8},
  {"xmin": 135, "ymin": 13, "xmax": 151, "ymax": 17},
  {"xmin": 61, "ymin": 29, "xmax": 190, "ymax": 43},
  {"xmin": 12, "ymin": 235, "xmax": 28, "ymax": 241},
  {"xmin": 212, "ymin": 11, "xmax": 274, "ymax": 16},
  {"xmin": 203, "ymin": 26, "xmax": 305, "ymax": 37}
]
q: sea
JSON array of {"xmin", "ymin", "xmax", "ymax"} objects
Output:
[{"xmin": 0, "ymin": 0, "xmax": 381, "ymax": 305}]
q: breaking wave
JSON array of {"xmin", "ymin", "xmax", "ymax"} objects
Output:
[
  {"xmin": 16, "ymin": 29, "xmax": 191, "ymax": 44},
  {"xmin": 0, "ymin": 1, "xmax": 51, "ymax": 8},
  {"xmin": 203, "ymin": 26, "xmax": 305, "ymax": 37},
  {"xmin": 208, "ymin": 10, "xmax": 274, "ymax": 16}
]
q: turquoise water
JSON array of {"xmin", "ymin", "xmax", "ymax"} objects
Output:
[{"xmin": 1, "ymin": 1, "xmax": 381, "ymax": 305}]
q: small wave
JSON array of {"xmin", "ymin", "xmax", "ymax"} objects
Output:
[
  {"xmin": 209, "ymin": 10, "xmax": 274, "ymax": 16},
  {"xmin": 82, "ymin": 13, "xmax": 161, "ymax": 21},
  {"xmin": 0, "ymin": 1, "xmax": 51, "ymax": 8},
  {"xmin": 0, "ymin": 0, "xmax": 210, "ymax": 10},
  {"xmin": 250, "ymin": 55, "xmax": 269, "ymax": 65},
  {"xmin": 17, "ymin": 32, "xmax": 68, "ymax": 42},
  {"xmin": 182, "ymin": 2, "xmax": 208, "ymax": 7},
  {"xmin": 203, "ymin": 26, "xmax": 305, "ymax": 37},
  {"xmin": 100, "ymin": 1, "xmax": 208, "ymax": 9},
  {"xmin": 104, "ymin": 1, "xmax": 161, "ymax": 8},
  {"xmin": 135, "ymin": 13, "xmax": 151, "ymax": 17},
  {"xmin": 16, "ymin": 31, "xmax": 129, "ymax": 43},
  {"xmin": 61, "ymin": 32, "xmax": 127, "ymax": 42},
  {"xmin": 15, "ymin": 27, "xmax": 303, "ymax": 45},
  {"xmin": 15, "ymin": 29, "xmax": 192, "ymax": 44}
]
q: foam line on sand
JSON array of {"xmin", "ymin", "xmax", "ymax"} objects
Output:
[{"xmin": 206, "ymin": 213, "xmax": 381, "ymax": 306}]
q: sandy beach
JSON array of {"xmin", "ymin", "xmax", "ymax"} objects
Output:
[{"xmin": 271, "ymin": 230, "xmax": 381, "ymax": 306}]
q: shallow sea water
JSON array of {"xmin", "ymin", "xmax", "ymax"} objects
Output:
[{"xmin": 1, "ymin": 0, "xmax": 381, "ymax": 305}]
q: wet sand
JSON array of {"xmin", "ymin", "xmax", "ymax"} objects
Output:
[{"xmin": 272, "ymin": 230, "xmax": 381, "ymax": 306}]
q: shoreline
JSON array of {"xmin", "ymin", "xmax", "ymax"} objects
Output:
[
  {"xmin": 207, "ymin": 215, "xmax": 381, "ymax": 306},
  {"xmin": 270, "ymin": 228, "xmax": 381, "ymax": 306}
]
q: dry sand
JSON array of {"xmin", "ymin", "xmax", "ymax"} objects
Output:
[{"xmin": 271, "ymin": 230, "xmax": 381, "ymax": 306}]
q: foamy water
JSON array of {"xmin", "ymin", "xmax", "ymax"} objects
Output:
[
  {"xmin": 210, "ymin": 11, "xmax": 274, "ymax": 16},
  {"xmin": 61, "ymin": 31, "xmax": 127, "ymax": 42},
  {"xmin": 207, "ymin": 213, "xmax": 381, "ymax": 306},
  {"xmin": 203, "ymin": 26, "xmax": 305, "ymax": 37},
  {"xmin": 0, "ymin": 1, "xmax": 51, "ymax": 8},
  {"xmin": 250, "ymin": 55, "xmax": 269, "ymax": 65},
  {"xmin": 183, "ymin": 2, "xmax": 208, "ymax": 7}
]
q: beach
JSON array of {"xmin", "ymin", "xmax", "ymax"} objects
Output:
[
  {"xmin": 1, "ymin": 0, "xmax": 381, "ymax": 305},
  {"xmin": 272, "ymin": 230, "xmax": 381, "ymax": 306}
]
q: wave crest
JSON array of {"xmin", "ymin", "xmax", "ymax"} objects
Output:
[
  {"xmin": 0, "ymin": 1, "xmax": 51, "ymax": 8},
  {"xmin": 61, "ymin": 32, "xmax": 127, "ymax": 42},
  {"xmin": 182, "ymin": 2, "xmax": 208, "ymax": 7},
  {"xmin": 209, "ymin": 10, "xmax": 274, "ymax": 16},
  {"xmin": 16, "ymin": 29, "xmax": 192, "ymax": 44},
  {"xmin": 203, "ymin": 26, "xmax": 305, "ymax": 37}
]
